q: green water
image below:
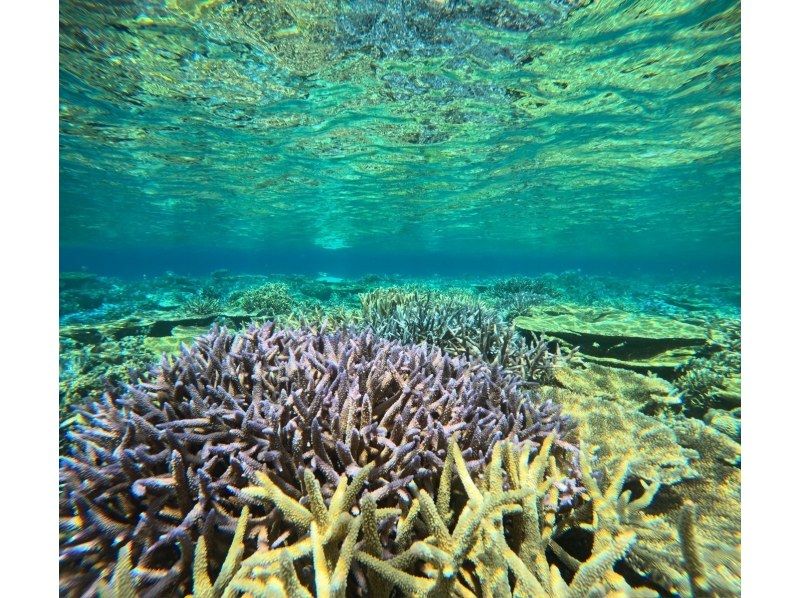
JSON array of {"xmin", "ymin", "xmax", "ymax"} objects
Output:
[{"xmin": 60, "ymin": 0, "xmax": 740, "ymax": 272}]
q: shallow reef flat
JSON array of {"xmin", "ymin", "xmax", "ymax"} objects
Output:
[{"xmin": 59, "ymin": 270, "xmax": 740, "ymax": 596}]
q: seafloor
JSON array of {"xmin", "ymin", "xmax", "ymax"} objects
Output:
[{"xmin": 59, "ymin": 270, "xmax": 740, "ymax": 597}]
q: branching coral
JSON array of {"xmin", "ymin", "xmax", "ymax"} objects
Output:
[
  {"xmin": 487, "ymin": 277, "xmax": 561, "ymax": 315},
  {"xmin": 91, "ymin": 435, "xmax": 723, "ymax": 597},
  {"xmin": 675, "ymin": 318, "xmax": 741, "ymax": 415},
  {"xmin": 359, "ymin": 288, "xmax": 570, "ymax": 383},
  {"xmin": 544, "ymin": 361, "xmax": 741, "ymax": 596},
  {"xmin": 206, "ymin": 437, "xmax": 664, "ymax": 597},
  {"xmin": 488, "ymin": 276, "xmax": 554, "ymax": 297},
  {"xmin": 497, "ymin": 290, "xmax": 544, "ymax": 322},
  {"xmin": 232, "ymin": 283, "xmax": 295, "ymax": 316},
  {"xmin": 278, "ymin": 304, "xmax": 362, "ymax": 332},
  {"xmin": 184, "ymin": 290, "xmax": 224, "ymax": 316},
  {"xmin": 60, "ymin": 323, "xmax": 573, "ymax": 595},
  {"xmin": 569, "ymin": 446, "xmax": 686, "ymax": 595}
]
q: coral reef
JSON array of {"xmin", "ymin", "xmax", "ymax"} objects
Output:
[
  {"xmin": 90, "ymin": 436, "xmax": 693, "ymax": 597},
  {"xmin": 542, "ymin": 361, "xmax": 741, "ymax": 594},
  {"xmin": 231, "ymin": 283, "xmax": 295, "ymax": 316},
  {"xmin": 488, "ymin": 276, "xmax": 559, "ymax": 298},
  {"xmin": 359, "ymin": 288, "xmax": 569, "ymax": 383},
  {"xmin": 675, "ymin": 319, "xmax": 741, "ymax": 414},
  {"xmin": 704, "ymin": 407, "xmax": 741, "ymax": 442},
  {"xmin": 225, "ymin": 436, "xmax": 654, "ymax": 597},
  {"xmin": 278, "ymin": 304, "xmax": 362, "ymax": 332},
  {"xmin": 677, "ymin": 502, "xmax": 740, "ymax": 597},
  {"xmin": 545, "ymin": 364, "xmax": 697, "ymax": 486},
  {"xmin": 183, "ymin": 290, "xmax": 225, "ymax": 316},
  {"xmin": 668, "ymin": 419, "xmax": 741, "ymax": 594},
  {"xmin": 495, "ymin": 290, "xmax": 544, "ymax": 322},
  {"xmin": 60, "ymin": 271, "xmax": 110, "ymax": 314},
  {"xmin": 58, "ymin": 272, "xmax": 742, "ymax": 597},
  {"xmin": 551, "ymin": 361, "xmax": 682, "ymax": 415},
  {"xmin": 60, "ymin": 323, "xmax": 573, "ymax": 595},
  {"xmin": 516, "ymin": 305, "xmax": 742, "ymax": 438}
]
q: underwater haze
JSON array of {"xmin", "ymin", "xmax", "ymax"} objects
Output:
[
  {"xmin": 59, "ymin": 1, "xmax": 742, "ymax": 597},
  {"xmin": 60, "ymin": 0, "xmax": 740, "ymax": 277}
]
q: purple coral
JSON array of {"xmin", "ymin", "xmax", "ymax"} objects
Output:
[{"xmin": 60, "ymin": 323, "xmax": 574, "ymax": 595}]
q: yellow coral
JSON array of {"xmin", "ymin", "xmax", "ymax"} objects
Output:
[{"xmin": 227, "ymin": 462, "xmax": 395, "ymax": 597}]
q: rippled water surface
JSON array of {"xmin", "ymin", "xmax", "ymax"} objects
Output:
[{"xmin": 60, "ymin": 0, "xmax": 740, "ymax": 272}]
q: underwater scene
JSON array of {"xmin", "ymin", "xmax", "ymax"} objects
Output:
[{"xmin": 59, "ymin": 1, "xmax": 741, "ymax": 597}]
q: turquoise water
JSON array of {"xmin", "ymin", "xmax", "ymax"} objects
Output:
[
  {"xmin": 60, "ymin": 0, "xmax": 740, "ymax": 275},
  {"xmin": 59, "ymin": 2, "xmax": 741, "ymax": 596}
]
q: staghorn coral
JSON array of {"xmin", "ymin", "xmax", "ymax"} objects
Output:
[
  {"xmin": 60, "ymin": 323, "xmax": 573, "ymax": 596},
  {"xmin": 544, "ymin": 360, "xmax": 741, "ymax": 595},
  {"xmin": 184, "ymin": 292, "xmax": 224, "ymax": 316},
  {"xmin": 207, "ymin": 437, "xmax": 664, "ymax": 596},
  {"xmin": 277, "ymin": 304, "xmax": 362, "ymax": 332},
  {"xmin": 496, "ymin": 290, "xmax": 544, "ymax": 322},
  {"xmin": 228, "ymin": 463, "xmax": 381, "ymax": 597},
  {"xmin": 674, "ymin": 319, "xmax": 741, "ymax": 416},
  {"xmin": 96, "ymin": 436, "xmax": 719, "ymax": 597},
  {"xmin": 190, "ymin": 506, "xmax": 251, "ymax": 598},
  {"xmin": 359, "ymin": 288, "xmax": 569, "ymax": 383},
  {"xmin": 232, "ymin": 283, "xmax": 295, "ymax": 316},
  {"xmin": 570, "ymin": 445, "xmax": 687, "ymax": 596},
  {"xmin": 488, "ymin": 276, "xmax": 555, "ymax": 297}
]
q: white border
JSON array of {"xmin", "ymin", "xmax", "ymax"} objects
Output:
[{"xmin": 1, "ymin": 0, "xmax": 796, "ymax": 593}]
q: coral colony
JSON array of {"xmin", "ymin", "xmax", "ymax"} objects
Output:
[
  {"xmin": 59, "ymin": 277, "xmax": 741, "ymax": 597},
  {"xmin": 60, "ymin": 323, "xmax": 575, "ymax": 595}
]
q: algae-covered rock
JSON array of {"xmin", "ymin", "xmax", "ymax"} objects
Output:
[{"xmin": 515, "ymin": 304, "xmax": 709, "ymax": 376}]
